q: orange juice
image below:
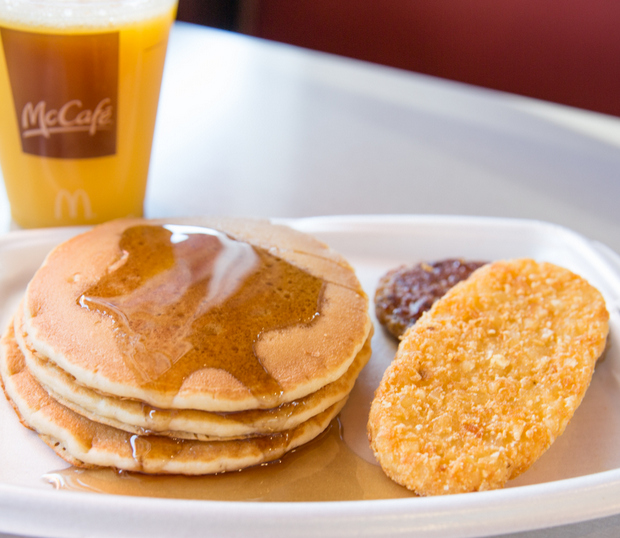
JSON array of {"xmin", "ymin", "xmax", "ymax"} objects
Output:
[{"xmin": 0, "ymin": 0, "xmax": 178, "ymax": 228}]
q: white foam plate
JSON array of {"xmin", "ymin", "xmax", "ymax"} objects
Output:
[{"xmin": 1, "ymin": 214, "xmax": 620, "ymax": 538}]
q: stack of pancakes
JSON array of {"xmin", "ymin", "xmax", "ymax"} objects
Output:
[{"xmin": 0, "ymin": 217, "xmax": 372, "ymax": 474}]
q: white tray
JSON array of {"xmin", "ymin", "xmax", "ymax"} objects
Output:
[{"xmin": 1, "ymin": 215, "xmax": 620, "ymax": 538}]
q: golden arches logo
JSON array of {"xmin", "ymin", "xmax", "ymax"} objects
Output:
[{"xmin": 54, "ymin": 189, "xmax": 94, "ymax": 220}]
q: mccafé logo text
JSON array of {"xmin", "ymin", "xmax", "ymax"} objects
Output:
[
  {"xmin": 21, "ymin": 98, "xmax": 114, "ymax": 139},
  {"xmin": 1, "ymin": 27, "xmax": 119, "ymax": 157}
]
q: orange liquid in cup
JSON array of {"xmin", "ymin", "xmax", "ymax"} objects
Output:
[{"xmin": 0, "ymin": 1, "xmax": 178, "ymax": 228}]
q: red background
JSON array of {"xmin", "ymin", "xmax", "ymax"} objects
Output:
[{"xmin": 242, "ymin": 0, "xmax": 620, "ymax": 117}]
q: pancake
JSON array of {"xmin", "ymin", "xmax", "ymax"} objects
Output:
[
  {"xmin": 368, "ymin": 259, "xmax": 609, "ymax": 495},
  {"xmin": 16, "ymin": 303, "xmax": 372, "ymax": 439},
  {"xmin": 1, "ymin": 323, "xmax": 347, "ymax": 474},
  {"xmin": 21, "ymin": 218, "xmax": 372, "ymax": 412}
]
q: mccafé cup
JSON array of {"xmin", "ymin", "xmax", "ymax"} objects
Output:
[{"xmin": 0, "ymin": 0, "xmax": 178, "ymax": 228}]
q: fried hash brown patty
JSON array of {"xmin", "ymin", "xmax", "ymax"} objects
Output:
[
  {"xmin": 368, "ymin": 259, "xmax": 609, "ymax": 495},
  {"xmin": 374, "ymin": 259, "xmax": 486, "ymax": 338}
]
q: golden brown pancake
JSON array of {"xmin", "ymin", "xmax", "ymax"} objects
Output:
[
  {"xmin": 1, "ymin": 323, "xmax": 347, "ymax": 474},
  {"xmin": 16, "ymin": 303, "xmax": 372, "ymax": 439},
  {"xmin": 21, "ymin": 218, "xmax": 372, "ymax": 412},
  {"xmin": 368, "ymin": 259, "xmax": 609, "ymax": 496}
]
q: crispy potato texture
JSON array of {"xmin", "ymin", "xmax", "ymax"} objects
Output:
[{"xmin": 368, "ymin": 259, "xmax": 609, "ymax": 495}]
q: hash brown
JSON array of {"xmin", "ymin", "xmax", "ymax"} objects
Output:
[{"xmin": 368, "ymin": 259, "xmax": 609, "ymax": 495}]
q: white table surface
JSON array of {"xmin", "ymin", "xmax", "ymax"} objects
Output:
[{"xmin": 2, "ymin": 20, "xmax": 620, "ymax": 538}]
